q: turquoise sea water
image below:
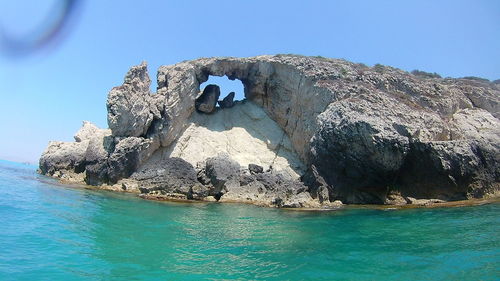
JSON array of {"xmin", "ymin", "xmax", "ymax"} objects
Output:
[{"xmin": 0, "ymin": 160, "xmax": 498, "ymax": 280}]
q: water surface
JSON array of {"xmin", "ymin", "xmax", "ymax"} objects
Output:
[{"xmin": 0, "ymin": 160, "xmax": 498, "ymax": 280}]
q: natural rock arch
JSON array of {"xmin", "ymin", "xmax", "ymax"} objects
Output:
[{"xmin": 154, "ymin": 57, "xmax": 334, "ymax": 164}]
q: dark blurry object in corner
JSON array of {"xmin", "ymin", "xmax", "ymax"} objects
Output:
[{"xmin": 0, "ymin": 0, "xmax": 81, "ymax": 57}]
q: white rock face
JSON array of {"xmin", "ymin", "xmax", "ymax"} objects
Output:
[
  {"xmin": 74, "ymin": 121, "xmax": 111, "ymax": 142},
  {"xmin": 145, "ymin": 101, "xmax": 306, "ymax": 179}
]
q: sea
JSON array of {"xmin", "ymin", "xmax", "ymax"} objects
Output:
[{"xmin": 0, "ymin": 159, "xmax": 498, "ymax": 280}]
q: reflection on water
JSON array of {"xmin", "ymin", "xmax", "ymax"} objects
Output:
[{"xmin": 0, "ymin": 160, "xmax": 499, "ymax": 280}]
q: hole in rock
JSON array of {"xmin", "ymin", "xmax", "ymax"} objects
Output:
[{"xmin": 199, "ymin": 75, "xmax": 245, "ymax": 108}]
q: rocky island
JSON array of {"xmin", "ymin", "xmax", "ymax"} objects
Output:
[{"xmin": 39, "ymin": 55, "xmax": 500, "ymax": 208}]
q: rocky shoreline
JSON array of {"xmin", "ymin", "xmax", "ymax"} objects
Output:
[
  {"xmin": 40, "ymin": 173, "xmax": 500, "ymax": 211},
  {"xmin": 39, "ymin": 55, "xmax": 500, "ymax": 208},
  {"xmin": 49, "ymin": 151, "xmax": 342, "ymax": 209}
]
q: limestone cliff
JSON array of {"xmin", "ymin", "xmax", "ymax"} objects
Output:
[{"xmin": 39, "ymin": 55, "xmax": 500, "ymax": 207}]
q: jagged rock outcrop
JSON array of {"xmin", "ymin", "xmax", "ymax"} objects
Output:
[
  {"xmin": 39, "ymin": 121, "xmax": 111, "ymax": 179},
  {"xmin": 39, "ymin": 55, "xmax": 500, "ymax": 207},
  {"xmin": 248, "ymin": 164, "xmax": 264, "ymax": 174},
  {"xmin": 107, "ymin": 62, "xmax": 161, "ymax": 137}
]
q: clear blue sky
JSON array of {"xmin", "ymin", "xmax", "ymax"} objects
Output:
[{"xmin": 0, "ymin": 0, "xmax": 499, "ymax": 163}]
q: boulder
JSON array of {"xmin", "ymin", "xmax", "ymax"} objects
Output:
[
  {"xmin": 195, "ymin": 84, "xmax": 220, "ymax": 113},
  {"xmin": 132, "ymin": 157, "xmax": 199, "ymax": 197},
  {"xmin": 196, "ymin": 168, "xmax": 212, "ymax": 185},
  {"xmin": 248, "ymin": 163, "xmax": 263, "ymax": 174},
  {"xmin": 205, "ymin": 153, "xmax": 241, "ymax": 194},
  {"xmin": 218, "ymin": 92, "xmax": 235, "ymax": 108}
]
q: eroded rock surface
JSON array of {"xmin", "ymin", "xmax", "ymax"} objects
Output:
[{"xmin": 39, "ymin": 55, "xmax": 500, "ymax": 207}]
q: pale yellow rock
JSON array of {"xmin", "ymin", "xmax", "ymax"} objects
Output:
[{"xmin": 147, "ymin": 101, "xmax": 306, "ymax": 179}]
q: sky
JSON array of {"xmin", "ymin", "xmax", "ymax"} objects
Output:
[{"xmin": 0, "ymin": 0, "xmax": 499, "ymax": 163}]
